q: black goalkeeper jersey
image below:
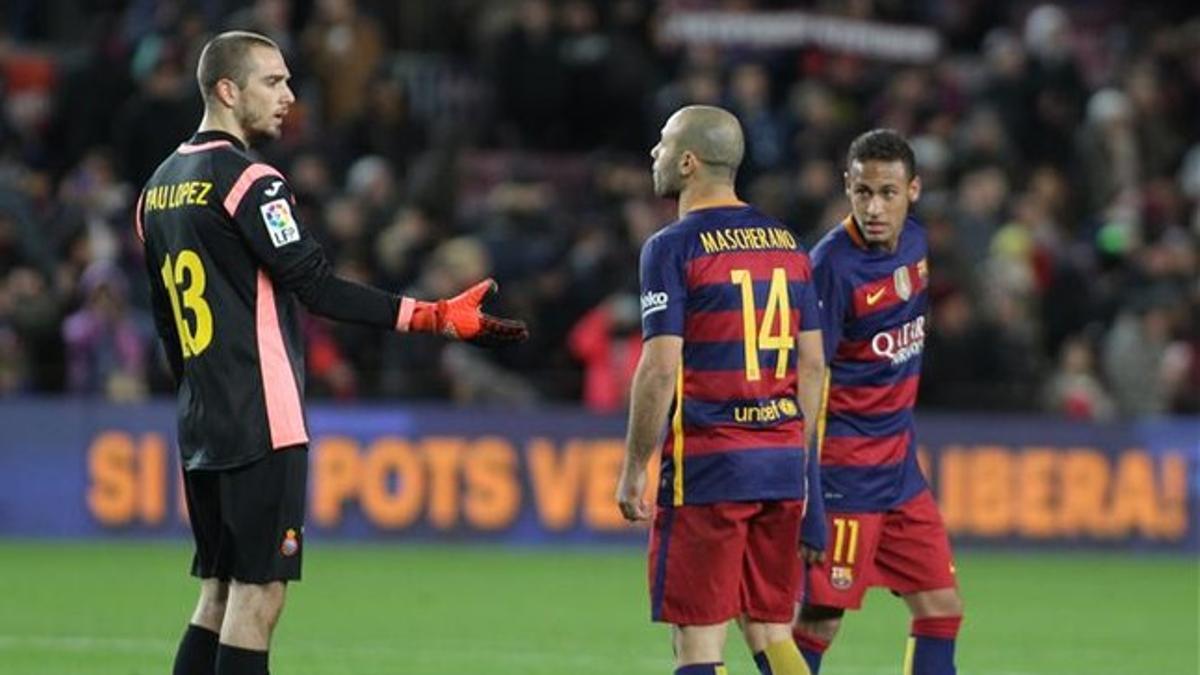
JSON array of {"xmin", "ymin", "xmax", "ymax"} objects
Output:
[{"xmin": 139, "ymin": 130, "xmax": 401, "ymax": 470}]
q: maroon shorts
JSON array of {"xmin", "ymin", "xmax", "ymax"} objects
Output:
[
  {"xmin": 649, "ymin": 500, "xmax": 805, "ymax": 625},
  {"xmin": 804, "ymin": 489, "xmax": 956, "ymax": 610}
]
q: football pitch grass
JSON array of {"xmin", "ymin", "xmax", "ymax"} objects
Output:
[{"xmin": 0, "ymin": 541, "xmax": 1195, "ymax": 675}]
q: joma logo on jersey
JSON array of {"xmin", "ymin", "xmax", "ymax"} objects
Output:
[
  {"xmin": 733, "ymin": 397, "xmax": 799, "ymax": 423},
  {"xmin": 871, "ymin": 316, "xmax": 925, "ymax": 365},
  {"xmin": 640, "ymin": 291, "xmax": 669, "ymax": 317}
]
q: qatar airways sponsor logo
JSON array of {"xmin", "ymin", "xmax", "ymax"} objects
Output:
[
  {"xmin": 641, "ymin": 290, "xmax": 669, "ymax": 318},
  {"xmin": 871, "ymin": 316, "xmax": 925, "ymax": 365}
]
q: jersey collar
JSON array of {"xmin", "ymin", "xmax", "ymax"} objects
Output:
[
  {"xmin": 843, "ymin": 214, "xmax": 911, "ymax": 254},
  {"xmin": 189, "ymin": 130, "xmax": 246, "ymax": 151},
  {"xmin": 685, "ymin": 198, "xmax": 748, "ymax": 215},
  {"xmin": 842, "ymin": 214, "xmax": 868, "ymax": 249}
]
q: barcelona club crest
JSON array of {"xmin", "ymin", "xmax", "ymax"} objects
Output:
[
  {"xmin": 280, "ymin": 528, "xmax": 300, "ymax": 557},
  {"xmin": 893, "ymin": 266, "xmax": 912, "ymax": 301},
  {"xmin": 831, "ymin": 565, "xmax": 854, "ymax": 590}
]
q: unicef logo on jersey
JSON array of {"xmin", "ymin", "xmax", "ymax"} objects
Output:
[{"xmin": 641, "ymin": 290, "xmax": 669, "ymax": 318}]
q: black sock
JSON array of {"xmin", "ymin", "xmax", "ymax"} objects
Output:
[
  {"xmin": 215, "ymin": 643, "xmax": 269, "ymax": 675},
  {"xmin": 172, "ymin": 624, "xmax": 219, "ymax": 675}
]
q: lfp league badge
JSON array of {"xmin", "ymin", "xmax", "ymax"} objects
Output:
[{"xmin": 260, "ymin": 198, "xmax": 300, "ymax": 248}]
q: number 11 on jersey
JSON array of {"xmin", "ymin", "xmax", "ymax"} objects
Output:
[{"xmin": 831, "ymin": 517, "xmax": 860, "ymax": 564}]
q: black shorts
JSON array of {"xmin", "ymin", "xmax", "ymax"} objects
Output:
[{"xmin": 183, "ymin": 446, "xmax": 308, "ymax": 583}]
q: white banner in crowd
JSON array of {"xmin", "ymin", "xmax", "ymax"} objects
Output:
[{"xmin": 661, "ymin": 11, "xmax": 941, "ymax": 63}]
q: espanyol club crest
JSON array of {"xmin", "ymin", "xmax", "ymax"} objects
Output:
[
  {"xmin": 831, "ymin": 565, "xmax": 854, "ymax": 590},
  {"xmin": 893, "ymin": 266, "xmax": 912, "ymax": 301},
  {"xmin": 280, "ymin": 528, "xmax": 300, "ymax": 557}
]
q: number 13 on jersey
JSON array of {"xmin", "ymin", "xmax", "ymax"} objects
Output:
[
  {"xmin": 160, "ymin": 250, "xmax": 213, "ymax": 358},
  {"xmin": 730, "ymin": 267, "xmax": 794, "ymax": 381}
]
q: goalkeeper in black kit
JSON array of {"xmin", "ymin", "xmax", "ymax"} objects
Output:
[{"xmin": 138, "ymin": 30, "xmax": 528, "ymax": 675}]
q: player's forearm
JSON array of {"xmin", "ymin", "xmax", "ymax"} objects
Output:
[
  {"xmin": 300, "ymin": 273, "xmax": 403, "ymax": 328},
  {"xmin": 797, "ymin": 358, "xmax": 829, "ymax": 551},
  {"xmin": 623, "ymin": 362, "xmax": 677, "ymax": 471},
  {"xmin": 796, "ymin": 352, "xmax": 825, "ymax": 453},
  {"xmin": 276, "ymin": 250, "xmax": 401, "ymax": 328}
]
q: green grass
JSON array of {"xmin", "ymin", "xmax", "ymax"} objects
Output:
[{"xmin": 0, "ymin": 541, "xmax": 1195, "ymax": 674}]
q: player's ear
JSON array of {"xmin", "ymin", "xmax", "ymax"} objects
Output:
[
  {"xmin": 214, "ymin": 78, "xmax": 239, "ymax": 109},
  {"xmin": 908, "ymin": 175, "xmax": 922, "ymax": 204},
  {"xmin": 680, "ymin": 150, "xmax": 697, "ymax": 177},
  {"xmin": 843, "ymin": 171, "xmax": 852, "ymax": 198}
]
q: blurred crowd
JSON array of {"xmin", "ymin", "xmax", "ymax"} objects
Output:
[{"xmin": 0, "ymin": 0, "xmax": 1196, "ymax": 419}]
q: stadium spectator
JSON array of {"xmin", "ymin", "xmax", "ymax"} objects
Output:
[
  {"xmin": 1103, "ymin": 289, "xmax": 1183, "ymax": 418},
  {"xmin": 567, "ymin": 292, "xmax": 641, "ymax": 413},
  {"xmin": 489, "ymin": 0, "xmax": 569, "ymax": 148},
  {"xmin": 728, "ymin": 61, "xmax": 791, "ymax": 179},
  {"xmin": 300, "ymin": 0, "xmax": 384, "ymax": 129},
  {"xmin": 62, "ymin": 261, "xmax": 151, "ymax": 400},
  {"xmin": 1042, "ymin": 334, "xmax": 1115, "ymax": 420},
  {"xmin": 112, "ymin": 40, "xmax": 199, "ymax": 187},
  {"xmin": 380, "ymin": 235, "xmax": 531, "ymax": 402}
]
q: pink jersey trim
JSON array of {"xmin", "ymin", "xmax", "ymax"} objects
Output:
[
  {"xmin": 256, "ymin": 269, "xmax": 309, "ymax": 449},
  {"xmin": 224, "ymin": 163, "xmax": 284, "ymax": 217},
  {"xmin": 396, "ymin": 296, "xmax": 416, "ymax": 331},
  {"xmin": 133, "ymin": 190, "xmax": 145, "ymax": 243},
  {"xmin": 177, "ymin": 140, "xmax": 233, "ymax": 154}
]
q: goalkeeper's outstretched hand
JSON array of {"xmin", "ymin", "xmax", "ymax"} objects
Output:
[
  {"xmin": 408, "ymin": 278, "xmax": 528, "ymax": 344},
  {"xmin": 440, "ymin": 278, "xmax": 529, "ymax": 343}
]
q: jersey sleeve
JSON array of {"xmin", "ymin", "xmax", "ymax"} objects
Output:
[
  {"xmin": 810, "ymin": 242, "xmax": 846, "ymax": 361},
  {"xmin": 638, "ymin": 231, "xmax": 687, "ymax": 339},
  {"xmin": 222, "ymin": 162, "xmax": 401, "ymax": 328},
  {"xmin": 797, "ymin": 253, "xmax": 821, "ymax": 333}
]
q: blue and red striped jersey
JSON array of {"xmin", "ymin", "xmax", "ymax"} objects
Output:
[
  {"xmin": 639, "ymin": 204, "xmax": 821, "ymax": 506},
  {"xmin": 810, "ymin": 215, "xmax": 930, "ymax": 512}
]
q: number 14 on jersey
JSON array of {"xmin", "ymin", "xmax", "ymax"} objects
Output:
[{"xmin": 731, "ymin": 267, "xmax": 794, "ymax": 381}]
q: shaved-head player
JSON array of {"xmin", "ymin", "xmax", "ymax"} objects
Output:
[{"xmin": 618, "ymin": 105, "xmax": 826, "ymax": 675}]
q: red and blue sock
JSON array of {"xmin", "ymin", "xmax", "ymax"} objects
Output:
[
  {"xmin": 905, "ymin": 616, "xmax": 962, "ymax": 675},
  {"xmin": 792, "ymin": 628, "xmax": 829, "ymax": 674}
]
